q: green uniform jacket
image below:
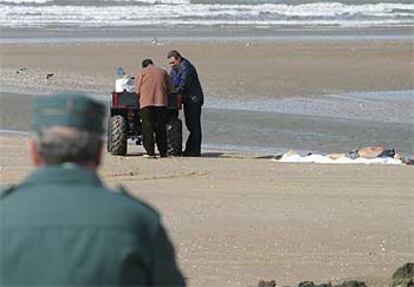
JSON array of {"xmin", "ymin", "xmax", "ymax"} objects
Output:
[{"xmin": 0, "ymin": 164, "xmax": 185, "ymax": 286}]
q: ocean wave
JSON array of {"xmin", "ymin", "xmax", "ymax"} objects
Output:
[
  {"xmin": 0, "ymin": 0, "xmax": 190, "ymax": 4},
  {"xmin": 1, "ymin": 2, "xmax": 413, "ymax": 27},
  {"xmin": 0, "ymin": 0, "xmax": 51, "ymax": 3},
  {"xmin": 107, "ymin": 0, "xmax": 190, "ymax": 4}
]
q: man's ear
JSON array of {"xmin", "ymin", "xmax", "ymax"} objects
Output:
[
  {"xmin": 96, "ymin": 144, "xmax": 104, "ymax": 167},
  {"xmin": 27, "ymin": 138, "xmax": 43, "ymax": 166},
  {"xmin": 83, "ymin": 144, "xmax": 103, "ymax": 171}
]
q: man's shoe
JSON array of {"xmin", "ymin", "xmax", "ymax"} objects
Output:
[
  {"xmin": 183, "ymin": 152, "xmax": 201, "ymax": 157},
  {"xmin": 142, "ymin": 154, "xmax": 156, "ymax": 159}
]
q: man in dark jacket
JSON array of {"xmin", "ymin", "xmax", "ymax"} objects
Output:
[
  {"xmin": 167, "ymin": 50, "xmax": 204, "ymax": 157},
  {"xmin": 0, "ymin": 92, "xmax": 185, "ymax": 286}
]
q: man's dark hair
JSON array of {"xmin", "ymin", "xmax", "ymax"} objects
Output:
[
  {"xmin": 167, "ymin": 50, "xmax": 182, "ymax": 60},
  {"xmin": 142, "ymin": 59, "xmax": 153, "ymax": 68}
]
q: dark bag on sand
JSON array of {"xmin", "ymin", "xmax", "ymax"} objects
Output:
[
  {"xmin": 345, "ymin": 150, "xmax": 359, "ymax": 159},
  {"xmin": 377, "ymin": 148, "xmax": 396, "ymax": 158}
]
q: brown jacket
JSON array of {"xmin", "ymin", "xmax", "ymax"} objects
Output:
[{"xmin": 136, "ymin": 65, "xmax": 171, "ymax": 109}]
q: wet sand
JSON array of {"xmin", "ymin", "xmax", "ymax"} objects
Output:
[
  {"xmin": 2, "ymin": 91, "xmax": 413, "ymax": 157},
  {"xmin": 1, "ymin": 40, "xmax": 413, "ymax": 155},
  {"xmin": 1, "ymin": 135, "xmax": 413, "ymax": 286},
  {"xmin": 1, "ymin": 41, "xmax": 413, "ymax": 99}
]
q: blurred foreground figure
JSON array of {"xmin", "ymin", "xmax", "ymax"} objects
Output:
[{"xmin": 0, "ymin": 93, "xmax": 185, "ymax": 286}]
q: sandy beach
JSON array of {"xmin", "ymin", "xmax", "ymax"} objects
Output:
[
  {"xmin": 0, "ymin": 134, "xmax": 413, "ymax": 286},
  {"xmin": 1, "ymin": 33, "xmax": 414, "ymax": 286},
  {"xmin": 1, "ymin": 40, "xmax": 413, "ymax": 155},
  {"xmin": 1, "ymin": 41, "xmax": 413, "ymax": 99}
]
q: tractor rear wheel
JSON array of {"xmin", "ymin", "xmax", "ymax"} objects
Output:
[
  {"xmin": 108, "ymin": 115, "xmax": 127, "ymax": 156},
  {"xmin": 167, "ymin": 117, "xmax": 182, "ymax": 156},
  {"xmin": 106, "ymin": 119, "xmax": 111, "ymax": 152}
]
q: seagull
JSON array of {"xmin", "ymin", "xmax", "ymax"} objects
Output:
[
  {"xmin": 46, "ymin": 73, "xmax": 54, "ymax": 80},
  {"xmin": 16, "ymin": 68, "xmax": 27, "ymax": 74},
  {"xmin": 151, "ymin": 37, "xmax": 163, "ymax": 46}
]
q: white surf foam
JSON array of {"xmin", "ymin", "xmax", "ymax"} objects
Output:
[
  {"xmin": 107, "ymin": 0, "xmax": 190, "ymax": 3},
  {"xmin": 1, "ymin": 0, "xmax": 51, "ymax": 3},
  {"xmin": 275, "ymin": 153, "xmax": 404, "ymax": 165},
  {"xmin": 1, "ymin": 2, "xmax": 413, "ymax": 28}
]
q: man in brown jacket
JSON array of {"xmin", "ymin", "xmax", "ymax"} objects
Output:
[{"xmin": 136, "ymin": 59, "xmax": 171, "ymax": 158}]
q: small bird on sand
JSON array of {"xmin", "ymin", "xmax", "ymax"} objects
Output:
[
  {"xmin": 46, "ymin": 73, "xmax": 54, "ymax": 80},
  {"xmin": 151, "ymin": 37, "xmax": 164, "ymax": 46},
  {"xmin": 16, "ymin": 68, "xmax": 27, "ymax": 74}
]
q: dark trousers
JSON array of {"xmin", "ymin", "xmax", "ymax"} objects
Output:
[
  {"xmin": 140, "ymin": 106, "xmax": 167, "ymax": 156},
  {"xmin": 183, "ymin": 98, "xmax": 202, "ymax": 156}
]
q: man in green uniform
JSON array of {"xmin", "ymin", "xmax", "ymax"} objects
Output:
[{"xmin": 0, "ymin": 93, "xmax": 185, "ymax": 286}]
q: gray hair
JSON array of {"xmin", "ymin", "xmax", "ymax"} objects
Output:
[{"xmin": 32, "ymin": 127, "xmax": 103, "ymax": 165}]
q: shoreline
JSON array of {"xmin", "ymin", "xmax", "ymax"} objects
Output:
[{"xmin": 2, "ymin": 26, "xmax": 414, "ymax": 44}]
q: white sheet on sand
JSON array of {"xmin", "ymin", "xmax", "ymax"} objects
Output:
[{"xmin": 275, "ymin": 153, "xmax": 403, "ymax": 165}]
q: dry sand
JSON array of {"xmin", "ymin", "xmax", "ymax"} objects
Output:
[
  {"xmin": 1, "ymin": 135, "xmax": 413, "ymax": 287},
  {"xmin": 1, "ymin": 39, "xmax": 413, "ymax": 286},
  {"xmin": 1, "ymin": 41, "xmax": 413, "ymax": 98}
]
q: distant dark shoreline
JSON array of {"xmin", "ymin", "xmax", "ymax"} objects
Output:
[{"xmin": 1, "ymin": 26, "xmax": 413, "ymax": 44}]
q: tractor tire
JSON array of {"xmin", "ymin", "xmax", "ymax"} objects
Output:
[
  {"xmin": 106, "ymin": 119, "xmax": 112, "ymax": 152},
  {"xmin": 167, "ymin": 117, "xmax": 182, "ymax": 156},
  {"xmin": 109, "ymin": 115, "xmax": 127, "ymax": 156}
]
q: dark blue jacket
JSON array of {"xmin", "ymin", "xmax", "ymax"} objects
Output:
[{"xmin": 170, "ymin": 58, "xmax": 204, "ymax": 106}]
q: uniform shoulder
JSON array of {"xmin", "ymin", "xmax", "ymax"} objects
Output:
[
  {"xmin": 110, "ymin": 186, "xmax": 162, "ymax": 236},
  {"xmin": 112, "ymin": 185, "xmax": 160, "ymax": 217}
]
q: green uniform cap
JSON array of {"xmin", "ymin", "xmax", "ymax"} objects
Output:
[{"xmin": 33, "ymin": 93, "xmax": 106, "ymax": 134}]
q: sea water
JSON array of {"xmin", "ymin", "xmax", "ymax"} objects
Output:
[
  {"xmin": 2, "ymin": 0, "xmax": 413, "ymax": 43},
  {"xmin": 1, "ymin": 0, "xmax": 413, "ymax": 28}
]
